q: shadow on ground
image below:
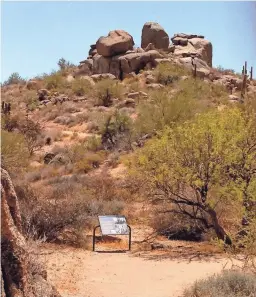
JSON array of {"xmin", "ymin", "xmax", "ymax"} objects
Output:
[{"xmin": 130, "ymin": 241, "xmax": 225, "ymax": 263}]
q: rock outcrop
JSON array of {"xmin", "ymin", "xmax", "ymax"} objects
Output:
[
  {"xmin": 1, "ymin": 168, "xmax": 61, "ymax": 297},
  {"xmin": 141, "ymin": 22, "xmax": 170, "ymax": 50},
  {"xmin": 171, "ymin": 33, "xmax": 212, "ymax": 67},
  {"xmin": 75, "ymin": 24, "xmax": 213, "ymax": 80}
]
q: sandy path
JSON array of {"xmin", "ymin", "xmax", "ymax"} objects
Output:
[{"xmin": 41, "ymin": 244, "xmax": 233, "ymax": 297}]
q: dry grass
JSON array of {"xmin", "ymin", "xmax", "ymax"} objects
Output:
[{"xmin": 183, "ymin": 270, "xmax": 256, "ymax": 297}]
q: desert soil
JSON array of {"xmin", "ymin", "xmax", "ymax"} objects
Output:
[{"xmin": 39, "ymin": 228, "xmax": 235, "ymax": 297}]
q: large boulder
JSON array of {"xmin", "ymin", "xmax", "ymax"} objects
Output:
[
  {"xmin": 91, "ymin": 50, "xmax": 163, "ymax": 79},
  {"xmin": 88, "ymin": 44, "xmax": 97, "ymax": 57},
  {"xmin": 75, "ymin": 59, "xmax": 93, "ymax": 77},
  {"xmin": 188, "ymin": 38, "xmax": 212, "ymax": 67},
  {"xmin": 141, "ymin": 22, "xmax": 170, "ymax": 50},
  {"xmin": 96, "ymin": 30, "xmax": 134, "ymax": 57},
  {"xmin": 92, "ymin": 54, "xmax": 111, "ymax": 73},
  {"xmin": 179, "ymin": 57, "xmax": 210, "ymax": 78}
]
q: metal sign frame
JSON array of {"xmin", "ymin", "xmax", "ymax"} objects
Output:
[{"xmin": 93, "ymin": 215, "xmax": 131, "ymax": 252}]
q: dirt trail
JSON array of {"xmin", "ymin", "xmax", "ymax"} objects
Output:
[{"xmin": 41, "ymin": 243, "xmax": 234, "ymax": 297}]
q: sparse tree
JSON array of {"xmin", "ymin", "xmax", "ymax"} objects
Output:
[
  {"xmin": 57, "ymin": 57, "xmax": 74, "ymax": 70},
  {"xmin": 19, "ymin": 119, "xmax": 43, "ymax": 156}
]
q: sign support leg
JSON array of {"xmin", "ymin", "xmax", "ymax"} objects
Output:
[
  {"xmin": 128, "ymin": 225, "xmax": 132, "ymax": 251},
  {"xmin": 93, "ymin": 225, "xmax": 100, "ymax": 252}
]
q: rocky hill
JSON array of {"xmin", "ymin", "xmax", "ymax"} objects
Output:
[{"xmin": 1, "ymin": 22, "xmax": 256, "ymax": 296}]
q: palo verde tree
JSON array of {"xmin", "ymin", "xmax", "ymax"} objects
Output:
[{"xmin": 129, "ymin": 107, "xmax": 256, "ymax": 245}]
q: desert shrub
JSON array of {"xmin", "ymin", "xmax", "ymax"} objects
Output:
[
  {"xmin": 150, "ymin": 211, "xmax": 206, "ymax": 242},
  {"xmin": 1, "ymin": 115, "xmax": 19, "ymax": 132},
  {"xmin": 62, "ymin": 102, "xmax": 81, "ymax": 113},
  {"xmin": 1, "ymin": 130, "xmax": 29, "ymax": 172},
  {"xmin": 57, "ymin": 57, "xmax": 75, "ymax": 71},
  {"xmin": 40, "ymin": 166, "xmax": 60, "ymax": 180},
  {"xmin": 24, "ymin": 91, "xmax": 39, "ymax": 111},
  {"xmin": 85, "ymin": 110, "xmax": 112, "ymax": 133},
  {"xmin": 74, "ymin": 151, "xmax": 105, "ymax": 173},
  {"xmin": 95, "ymin": 79, "xmax": 124, "ymax": 106},
  {"xmin": 3, "ymin": 72, "xmax": 26, "ymax": 86},
  {"xmin": 85, "ymin": 135, "xmax": 102, "ymax": 152},
  {"xmin": 100, "ymin": 110, "xmax": 133, "ymax": 150},
  {"xmin": 18, "ymin": 119, "xmax": 43, "ymax": 155},
  {"xmin": 216, "ymin": 65, "xmax": 236, "ymax": 75},
  {"xmin": 107, "ymin": 152, "xmax": 120, "ymax": 168},
  {"xmin": 84, "ymin": 172, "xmax": 131, "ymax": 202},
  {"xmin": 67, "ymin": 143, "xmax": 86, "ymax": 163},
  {"xmin": 183, "ymin": 270, "xmax": 256, "ymax": 297},
  {"xmin": 25, "ymin": 170, "xmax": 42, "ymax": 183},
  {"xmin": 154, "ymin": 63, "xmax": 190, "ymax": 85},
  {"xmin": 43, "ymin": 128, "xmax": 62, "ymax": 144},
  {"xmin": 54, "ymin": 115, "xmax": 75, "ymax": 126},
  {"xmin": 39, "ymin": 105, "xmax": 60, "ymax": 121},
  {"xmin": 71, "ymin": 111, "xmax": 89, "ymax": 126},
  {"xmin": 18, "ymin": 183, "xmax": 92, "ymax": 243},
  {"xmin": 135, "ymin": 78, "xmax": 229, "ymax": 137},
  {"xmin": 71, "ymin": 78, "xmax": 92, "ymax": 96},
  {"xmin": 44, "ymin": 71, "xmax": 68, "ymax": 91},
  {"xmin": 86, "ymin": 121, "xmax": 99, "ymax": 132},
  {"xmin": 135, "ymin": 87, "xmax": 199, "ymax": 136},
  {"xmin": 18, "ymin": 176, "xmax": 126, "ymax": 245}
]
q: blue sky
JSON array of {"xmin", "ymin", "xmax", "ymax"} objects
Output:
[{"xmin": 1, "ymin": 1, "xmax": 256, "ymax": 82}]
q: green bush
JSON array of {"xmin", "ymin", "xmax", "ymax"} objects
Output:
[
  {"xmin": 134, "ymin": 78, "xmax": 229, "ymax": 137},
  {"xmin": 57, "ymin": 57, "xmax": 75, "ymax": 71},
  {"xmin": 183, "ymin": 270, "xmax": 256, "ymax": 297},
  {"xmin": 1, "ymin": 130, "xmax": 29, "ymax": 172},
  {"xmin": 135, "ymin": 87, "xmax": 199, "ymax": 136},
  {"xmin": 2, "ymin": 115, "xmax": 19, "ymax": 132},
  {"xmin": 74, "ymin": 152, "xmax": 105, "ymax": 173},
  {"xmin": 95, "ymin": 79, "xmax": 124, "ymax": 106},
  {"xmin": 101, "ymin": 110, "xmax": 133, "ymax": 150},
  {"xmin": 154, "ymin": 63, "xmax": 190, "ymax": 85},
  {"xmin": 71, "ymin": 78, "xmax": 92, "ymax": 96},
  {"xmin": 85, "ymin": 136, "xmax": 102, "ymax": 152},
  {"xmin": 25, "ymin": 91, "xmax": 39, "ymax": 111},
  {"xmin": 44, "ymin": 71, "xmax": 67, "ymax": 90}
]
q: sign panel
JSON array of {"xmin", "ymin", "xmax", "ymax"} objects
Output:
[{"xmin": 98, "ymin": 215, "xmax": 129, "ymax": 235}]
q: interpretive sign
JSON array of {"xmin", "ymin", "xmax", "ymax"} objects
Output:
[
  {"xmin": 98, "ymin": 215, "xmax": 129, "ymax": 235},
  {"xmin": 92, "ymin": 215, "xmax": 131, "ymax": 251}
]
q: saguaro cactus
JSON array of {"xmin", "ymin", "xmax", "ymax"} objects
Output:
[
  {"xmin": 250, "ymin": 67, "xmax": 253, "ymax": 81},
  {"xmin": 1, "ymin": 101, "xmax": 11, "ymax": 115},
  {"xmin": 191, "ymin": 57, "xmax": 197, "ymax": 78},
  {"xmin": 241, "ymin": 61, "xmax": 248, "ymax": 102}
]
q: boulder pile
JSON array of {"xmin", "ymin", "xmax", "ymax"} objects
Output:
[{"xmin": 75, "ymin": 22, "xmax": 213, "ymax": 80}]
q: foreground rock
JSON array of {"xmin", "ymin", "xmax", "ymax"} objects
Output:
[
  {"xmin": 141, "ymin": 22, "xmax": 170, "ymax": 50},
  {"xmin": 96, "ymin": 30, "xmax": 134, "ymax": 57},
  {"xmin": 1, "ymin": 168, "xmax": 61, "ymax": 297}
]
